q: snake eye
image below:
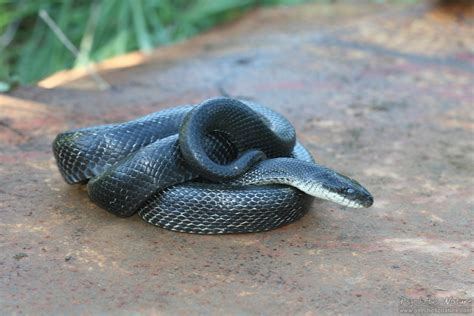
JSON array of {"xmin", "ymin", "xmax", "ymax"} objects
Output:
[{"xmin": 347, "ymin": 188, "xmax": 355, "ymax": 194}]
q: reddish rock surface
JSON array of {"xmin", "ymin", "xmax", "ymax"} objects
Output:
[{"xmin": 1, "ymin": 2, "xmax": 473, "ymax": 314}]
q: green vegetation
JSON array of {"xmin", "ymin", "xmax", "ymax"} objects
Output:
[
  {"xmin": 0, "ymin": 0, "xmax": 416, "ymax": 90},
  {"xmin": 0, "ymin": 0, "xmax": 313, "ymax": 89}
]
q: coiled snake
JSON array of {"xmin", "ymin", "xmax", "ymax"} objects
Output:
[{"xmin": 53, "ymin": 97, "xmax": 373, "ymax": 234}]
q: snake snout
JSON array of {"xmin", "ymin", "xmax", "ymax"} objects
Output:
[
  {"xmin": 320, "ymin": 170, "xmax": 374, "ymax": 208},
  {"xmin": 336, "ymin": 184, "xmax": 373, "ymax": 208},
  {"xmin": 362, "ymin": 193, "xmax": 374, "ymax": 208}
]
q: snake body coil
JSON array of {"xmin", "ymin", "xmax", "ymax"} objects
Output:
[{"xmin": 53, "ymin": 97, "xmax": 373, "ymax": 234}]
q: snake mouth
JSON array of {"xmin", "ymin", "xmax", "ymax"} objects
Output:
[
  {"xmin": 312, "ymin": 187, "xmax": 373, "ymax": 209},
  {"xmin": 339, "ymin": 194, "xmax": 374, "ymax": 208}
]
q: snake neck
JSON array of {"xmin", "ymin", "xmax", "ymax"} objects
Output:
[
  {"xmin": 228, "ymin": 158, "xmax": 373, "ymax": 209},
  {"xmin": 179, "ymin": 97, "xmax": 296, "ymax": 181}
]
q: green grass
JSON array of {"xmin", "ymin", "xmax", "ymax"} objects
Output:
[
  {"xmin": 0, "ymin": 0, "xmax": 416, "ymax": 90},
  {"xmin": 0, "ymin": 0, "xmax": 314, "ymax": 89}
]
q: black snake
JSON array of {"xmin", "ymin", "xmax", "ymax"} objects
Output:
[{"xmin": 53, "ymin": 97, "xmax": 373, "ymax": 234}]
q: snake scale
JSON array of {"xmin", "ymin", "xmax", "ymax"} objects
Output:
[{"xmin": 53, "ymin": 97, "xmax": 373, "ymax": 234}]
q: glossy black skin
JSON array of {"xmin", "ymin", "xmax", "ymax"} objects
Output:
[
  {"xmin": 53, "ymin": 98, "xmax": 310, "ymax": 225},
  {"xmin": 179, "ymin": 97, "xmax": 295, "ymax": 181},
  {"xmin": 52, "ymin": 97, "xmax": 374, "ymax": 233}
]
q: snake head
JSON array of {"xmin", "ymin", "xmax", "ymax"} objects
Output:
[
  {"xmin": 312, "ymin": 167, "xmax": 374, "ymax": 209},
  {"xmin": 231, "ymin": 158, "xmax": 374, "ymax": 209}
]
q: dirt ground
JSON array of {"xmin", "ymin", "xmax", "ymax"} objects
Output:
[{"xmin": 1, "ymin": 1, "xmax": 473, "ymax": 315}]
